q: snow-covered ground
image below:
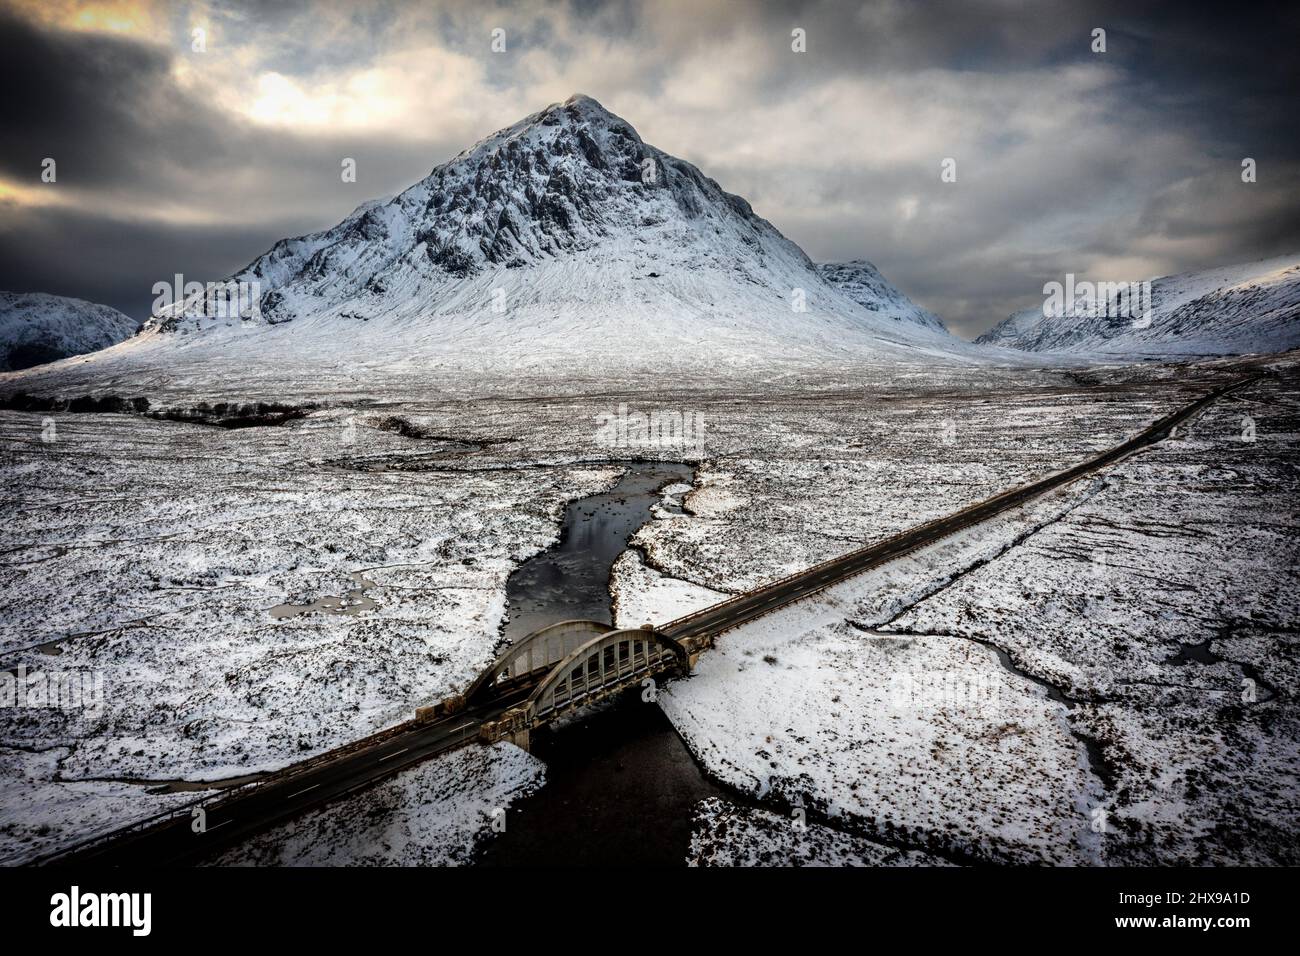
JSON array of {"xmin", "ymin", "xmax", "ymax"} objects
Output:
[
  {"xmin": 884, "ymin": 372, "xmax": 1300, "ymax": 864},
  {"xmin": 213, "ymin": 743, "xmax": 544, "ymax": 866},
  {"xmin": 611, "ymin": 359, "xmax": 1299, "ymax": 865},
  {"xmin": 687, "ymin": 797, "xmax": 951, "ymax": 866},
  {"xmin": 626, "ymin": 484, "xmax": 1114, "ymax": 865},
  {"xmin": 0, "ymin": 401, "xmax": 624, "ymax": 859},
  {"xmin": 1, "ymin": 355, "xmax": 1294, "ymax": 864},
  {"xmin": 0, "ymin": 745, "xmax": 193, "ymax": 865}
]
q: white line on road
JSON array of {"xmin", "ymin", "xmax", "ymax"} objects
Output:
[
  {"xmin": 377, "ymin": 747, "xmax": 409, "ymax": 763},
  {"xmin": 286, "ymin": 784, "xmax": 320, "ymax": 801}
]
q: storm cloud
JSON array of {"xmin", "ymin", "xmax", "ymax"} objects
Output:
[{"xmin": 1, "ymin": 0, "xmax": 1297, "ymax": 336}]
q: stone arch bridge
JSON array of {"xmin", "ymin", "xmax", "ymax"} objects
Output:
[{"xmin": 421, "ymin": 619, "xmax": 711, "ymax": 750}]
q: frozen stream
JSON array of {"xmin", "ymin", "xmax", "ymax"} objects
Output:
[{"xmin": 501, "ymin": 461, "xmax": 693, "ymax": 643}]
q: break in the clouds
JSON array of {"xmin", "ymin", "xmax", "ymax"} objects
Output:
[{"xmin": 1, "ymin": 0, "xmax": 1297, "ymax": 337}]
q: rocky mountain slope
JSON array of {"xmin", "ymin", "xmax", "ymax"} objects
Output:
[
  {"xmin": 137, "ymin": 94, "xmax": 971, "ymax": 372},
  {"xmin": 818, "ymin": 260, "xmax": 947, "ymax": 333}
]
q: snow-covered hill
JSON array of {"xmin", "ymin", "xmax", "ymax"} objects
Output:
[
  {"xmin": 0, "ymin": 293, "xmax": 138, "ymax": 372},
  {"xmin": 818, "ymin": 260, "xmax": 947, "ymax": 333},
  {"xmin": 975, "ymin": 255, "xmax": 1300, "ymax": 357},
  {"xmin": 133, "ymin": 94, "xmax": 972, "ymax": 372}
]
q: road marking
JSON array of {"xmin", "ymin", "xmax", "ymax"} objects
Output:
[
  {"xmin": 377, "ymin": 747, "xmax": 409, "ymax": 763},
  {"xmin": 286, "ymin": 783, "xmax": 320, "ymax": 801}
]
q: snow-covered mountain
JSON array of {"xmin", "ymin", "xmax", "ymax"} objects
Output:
[
  {"xmin": 0, "ymin": 292, "xmax": 138, "ymax": 372},
  {"xmin": 141, "ymin": 94, "xmax": 969, "ymax": 370},
  {"xmin": 818, "ymin": 260, "xmax": 947, "ymax": 333},
  {"xmin": 975, "ymin": 254, "xmax": 1300, "ymax": 357}
]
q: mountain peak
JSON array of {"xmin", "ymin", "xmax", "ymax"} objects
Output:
[
  {"xmin": 561, "ymin": 92, "xmax": 606, "ymax": 111},
  {"xmin": 1, "ymin": 292, "xmax": 138, "ymax": 371},
  {"xmin": 440, "ymin": 93, "xmax": 638, "ymax": 171},
  {"xmin": 147, "ymin": 97, "xmax": 969, "ymax": 368},
  {"xmin": 226, "ymin": 93, "xmax": 781, "ymax": 313},
  {"xmin": 818, "ymin": 261, "xmax": 947, "ymax": 333}
]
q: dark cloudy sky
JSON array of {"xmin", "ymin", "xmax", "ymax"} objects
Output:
[{"xmin": 1, "ymin": 0, "xmax": 1297, "ymax": 338}]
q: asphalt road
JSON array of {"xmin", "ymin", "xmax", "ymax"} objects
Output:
[
  {"xmin": 44, "ymin": 687, "xmax": 534, "ymax": 866},
  {"xmin": 43, "ymin": 374, "xmax": 1261, "ymax": 866}
]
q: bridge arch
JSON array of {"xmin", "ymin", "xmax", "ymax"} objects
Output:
[
  {"xmin": 462, "ymin": 619, "xmax": 613, "ymax": 708},
  {"xmin": 522, "ymin": 628, "xmax": 687, "ymax": 722}
]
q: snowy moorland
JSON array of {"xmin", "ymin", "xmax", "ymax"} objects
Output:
[
  {"xmin": 213, "ymin": 743, "xmax": 544, "ymax": 866},
  {"xmin": 615, "ymin": 359, "xmax": 1298, "ymax": 865},
  {"xmin": 2, "ymin": 353, "xmax": 1294, "ymax": 864},
  {"xmin": 687, "ymin": 797, "xmax": 951, "ymax": 867}
]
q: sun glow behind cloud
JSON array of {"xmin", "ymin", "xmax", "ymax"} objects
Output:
[
  {"xmin": 14, "ymin": 1, "xmax": 492, "ymax": 138},
  {"xmin": 238, "ymin": 63, "xmax": 448, "ymax": 132},
  {"xmin": 246, "ymin": 72, "xmax": 334, "ymax": 127},
  {"xmin": 0, "ymin": 178, "xmax": 69, "ymax": 209},
  {"xmin": 12, "ymin": 0, "xmax": 160, "ymax": 34}
]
